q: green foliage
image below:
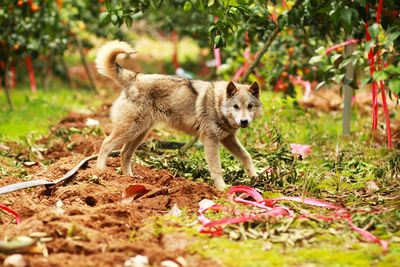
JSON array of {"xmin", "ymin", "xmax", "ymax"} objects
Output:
[{"xmin": 102, "ymin": 0, "xmax": 400, "ymax": 101}]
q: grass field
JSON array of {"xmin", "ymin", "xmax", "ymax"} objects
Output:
[{"xmin": 0, "ymin": 87, "xmax": 102, "ymax": 143}]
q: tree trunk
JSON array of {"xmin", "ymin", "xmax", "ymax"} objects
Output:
[
  {"xmin": 2, "ymin": 60, "xmax": 14, "ymax": 110},
  {"xmin": 44, "ymin": 53, "xmax": 53, "ymax": 90},
  {"xmin": 60, "ymin": 54, "xmax": 75, "ymax": 88},
  {"xmin": 74, "ymin": 34, "xmax": 97, "ymax": 92},
  {"xmin": 342, "ymin": 35, "xmax": 355, "ymax": 137}
]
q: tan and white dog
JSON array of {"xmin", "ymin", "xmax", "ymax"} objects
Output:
[{"xmin": 95, "ymin": 40, "xmax": 263, "ymax": 190}]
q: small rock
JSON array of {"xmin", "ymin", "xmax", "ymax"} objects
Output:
[
  {"xmin": 161, "ymin": 260, "xmax": 179, "ymax": 267},
  {"xmin": 4, "ymin": 254, "xmax": 27, "ymax": 267},
  {"xmin": 124, "ymin": 255, "xmax": 149, "ymax": 267},
  {"xmin": 85, "ymin": 118, "xmax": 99, "ymax": 126},
  {"xmin": 169, "ymin": 204, "xmax": 182, "ymax": 217},
  {"xmin": 365, "ymin": 181, "xmax": 379, "ymax": 194},
  {"xmin": 176, "ymin": 256, "xmax": 187, "ymax": 266},
  {"xmin": 56, "ymin": 200, "xmax": 64, "ymax": 208}
]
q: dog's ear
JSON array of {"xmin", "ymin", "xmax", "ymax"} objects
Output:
[
  {"xmin": 248, "ymin": 81, "xmax": 260, "ymax": 99},
  {"xmin": 226, "ymin": 81, "xmax": 238, "ymax": 99}
]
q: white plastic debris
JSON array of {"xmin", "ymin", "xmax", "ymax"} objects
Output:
[
  {"xmin": 169, "ymin": 204, "xmax": 182, "ymax": 217},
  {"xmin": 161, "ymin": 260, "xmax": 179, "ymax": 267},
  {"xmin": 124, "ymin": 255, "xmax": 149, "ymax": 267},
  {"xmin": 56, "ymin": 200, "xmax": 64, "ymax": 208},
  {"xmin": 4, "ymin": 254, "xmax": 27, "ymax": 267},
  {"xmin": 85, "ymin": 118, "xmax": 99, "ymax": 126},
  {"xmin": 198, "ymin": 199, "xmax": 216, "ymax": 210}
]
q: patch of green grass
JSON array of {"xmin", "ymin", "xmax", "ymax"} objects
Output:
[
  {"xmin": 185, "ymin": 232, "xmax": 400, "ymax": 267},
  {"xmin": 0, "ymin": 87, "xmax": 100, "ymax": 143}
]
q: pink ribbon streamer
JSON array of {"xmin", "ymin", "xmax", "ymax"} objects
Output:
[
  {"xmin": 325, "ymin": 39, "xmax": 359, "ymax": 55},
  {"xmin": 198, "ymin": 185, "xmax": 389, "ymax": 250}
]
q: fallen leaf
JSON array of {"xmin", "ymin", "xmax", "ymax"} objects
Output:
[
  {"xmin": 22, "ymin": 162, "xmax": 39, "ymax": 167},
  {"xmin": 122, "ymin": 185, "xmax": 150, "ymax": 203}
]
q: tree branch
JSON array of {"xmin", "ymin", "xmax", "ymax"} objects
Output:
[
  {"xmin": 240, "ymin": 26, "xmax": 280, "ymax": 83},
  {"xmin": 240, "ymin": 0, "xmax": 302, "ymax": 83}
]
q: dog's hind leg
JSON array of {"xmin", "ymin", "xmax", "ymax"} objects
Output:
[
  {"xmin": 96, "ymin": 132, "xmax": 128, "ymax": 170},
  {"xmin": 121, "ymin": 129, "xmax": 150, "ymax": 175},
  {"xmin": 221, "ymin": 135, "xmax": 257, "ymax": 178}
]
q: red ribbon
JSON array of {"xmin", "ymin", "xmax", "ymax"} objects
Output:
[
  {"xmin": 198, "ymin": 185, "xmax": 389, "ymax": 251},
  {"xmin": 365, "ymin": 0, "xmax": 392, "ymax": 147},
  {"xmin": 171, "ymin": 30, "xmax": 180, "ymax": 69},
  {"xmin": 26, "ymin": 55, "xmax": 37, "ymax": 93},
  {"xmin": 0, "ymin": 203, "xmax": 21, "ymax": 224}
]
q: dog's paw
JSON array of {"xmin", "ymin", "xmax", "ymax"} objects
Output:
[{"xmin": 214, "ymin": 180, "xmax": 228, "ymax": 191}]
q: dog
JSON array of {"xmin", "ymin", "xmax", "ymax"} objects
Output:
[{"xmin": 95, "ymin": 40, "xmax": 263, "ymax": 190}]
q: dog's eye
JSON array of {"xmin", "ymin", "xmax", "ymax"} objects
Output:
[
  {"xmin": 248, "ymin": 104, "xmax": 253, "ymax": 109},
  {"xmin": 233, "ymin": 104, "xmax": 239, "ymax": 110}
]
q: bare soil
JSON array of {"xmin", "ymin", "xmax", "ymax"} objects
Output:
[{"xmin": 0, "ymin": 109, "xmax": 223, "ymax": 266}]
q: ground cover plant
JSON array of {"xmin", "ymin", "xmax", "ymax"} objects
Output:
[{"xmin": 1, "ymin": 0, "xmax": 400, "ymax": 266}]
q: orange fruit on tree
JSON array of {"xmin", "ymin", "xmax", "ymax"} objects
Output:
[
  {"xmin": 304, "ymin": 68, "xmax": 310, "ymax": 74},
  {"xmin": 17, "ymin": 0, "xmax": 23, "ymax": 7},
  {"xmin": 100, "ymin": 6, "xmax": 106, "ymax": 12},
  {"xmin": 27, "ymin": 0, "xmax": 33, "ymax": 5},
  {"xmin": 13, "ymin": 44, "xmax": 19, "ymax": 50},
  {"xmin": 288, "ymin": 47, "xmax": 294, "ymax": 53},
  {"xmin": 99, "ymin": 0, "xmax": 105, "ymax": 3},
  {"xmin": 281, "ymin": 71, "xmax": 288, "ymax": 78},
  {"xmin": 336, "ymin": 46, "xmax": 343, "ymax": 53},
  {"xmin": 31, "ymin": 3, "xmax": 39, "ymax": 12}
]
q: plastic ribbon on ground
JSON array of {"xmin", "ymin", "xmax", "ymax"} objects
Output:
[
  {"xmin": 198, "ymin": 185, "xmax": 388, "ymax": 251},
  {"xmin": 0, "ymin": 204, "xmax": 21, "ymax": 224}
]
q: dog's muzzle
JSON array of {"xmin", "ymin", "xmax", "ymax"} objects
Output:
[{"xmin": 240, "ymin": 120, "xmax": 249, "ymax": 128}]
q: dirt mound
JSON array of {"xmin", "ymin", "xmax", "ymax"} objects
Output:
[
  {"xmin": 1, "ymin": 100, "xmax": 223, "ymax": 266},
  {"xmin": 1, "ymin": 154, "xmax": 222, "ymax": 266}
]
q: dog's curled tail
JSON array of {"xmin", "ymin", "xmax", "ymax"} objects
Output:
[{"xmin": 95, "ymin": 40, "xmax": 135, "ymax": 86}]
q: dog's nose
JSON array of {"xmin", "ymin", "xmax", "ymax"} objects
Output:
[{"xmin": 240, "ymin": 119, "xmax": 249, "ymax": 127}]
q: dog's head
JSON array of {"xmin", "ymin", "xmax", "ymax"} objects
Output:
[{"xmin": 221, "ymin": 81, "xmax": 263, "ymax": 129}]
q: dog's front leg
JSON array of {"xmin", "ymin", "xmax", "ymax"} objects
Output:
[
  {"xmin": 221, "ymin": 135, "xmax": 257, "ymax": 178},
  {"xmin": 202, "ymin": 136, "xmax": 227, "ymax": 190}
]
